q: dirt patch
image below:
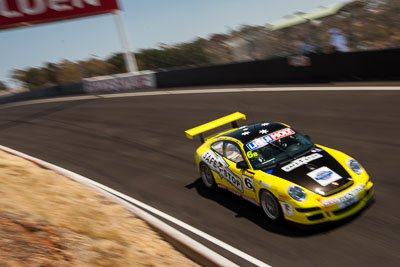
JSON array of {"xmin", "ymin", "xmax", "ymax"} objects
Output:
[
  {"xmin": 0, "ymin": 211, "xmax": 72, "ymax": 266},
  {"xmin": 0, "ymin": 150, "xmax": 199, "ymax": 266}
]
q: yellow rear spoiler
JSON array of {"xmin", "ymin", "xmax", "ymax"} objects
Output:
[{"xmin": 185, "ymin": 112, "xmax": 246, "ymax": 142}]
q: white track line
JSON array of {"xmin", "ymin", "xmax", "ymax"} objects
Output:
[
  {"xmin": 1, "ymin": 86, "xmax": 400, "ymax": 109},
  {"xmin": 0, "ymin": 145, "xmax": 270, "ymax": 267},
  {"xmin": 100, "ymin": 86, "xmax": 400, "ymax": 98}
]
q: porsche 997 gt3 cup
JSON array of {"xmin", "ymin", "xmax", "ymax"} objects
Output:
[{"xmin": 185, "ymin": 112, "xmax": 374, "ymax": 225}]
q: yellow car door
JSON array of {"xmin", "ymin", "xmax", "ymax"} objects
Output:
[{"xmin": 223, "ymin": 141, "xmax": 257, "ymax": 203}]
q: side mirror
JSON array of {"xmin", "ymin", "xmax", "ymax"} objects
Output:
[{"xmin": 236, "ymin": 161, "xmax": 248, "ymax": 170}]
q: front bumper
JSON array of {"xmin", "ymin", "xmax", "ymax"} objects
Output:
[{"xmin": 281, "ymin": 181, "xmax": 374, "ymax": 225}]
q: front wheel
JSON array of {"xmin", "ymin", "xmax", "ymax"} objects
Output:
[
  {"xmin": 260, "ymin": 190, "xmax": 282, "ymax": 221},
  {"xmin": 200, "ymin": 163, "xmax": 216, "ymax": 189}
]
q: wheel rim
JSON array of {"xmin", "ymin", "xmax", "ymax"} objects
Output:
[
  {"xmin": 201, "ymin": 165, "xmax": 214, "ymax": 188},
  {"xmin": 261, "ymin": 191, "xmax": 279, "ymax": 220}
]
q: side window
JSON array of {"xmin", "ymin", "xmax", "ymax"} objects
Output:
[
  {"xmin": 211, "ymin": 141, "xmax": 224, "ymax": 155},
  {"xmin": 224, "ymin": 142, "xmax": 244, "ymax": 163}
]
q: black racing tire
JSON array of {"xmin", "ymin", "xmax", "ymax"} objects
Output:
[
  {"xmin": 260, "ymin": 189, "xmax": 282, "ymax": 221},
  {"xmin": 200, "ymin": 163, "xmax": 216, "ymax": 190}
]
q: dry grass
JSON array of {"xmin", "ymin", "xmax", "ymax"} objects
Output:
[{"xmin": 0, "ymin": 150, "xmax": 199, "ymax": 266}]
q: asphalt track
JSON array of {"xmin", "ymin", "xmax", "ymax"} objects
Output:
[{"xmin": 1, "ymin": 87, "xmax": 400, "ymax": 266}]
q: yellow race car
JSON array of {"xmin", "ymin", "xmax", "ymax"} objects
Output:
[{"xmin": 185, "ymin": 112, "xmax": 374, "ymax": 225}]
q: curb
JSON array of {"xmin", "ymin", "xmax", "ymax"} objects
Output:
[{"xmin": 0, "ymin": 145, "xmax": 239, "ymax": 267}]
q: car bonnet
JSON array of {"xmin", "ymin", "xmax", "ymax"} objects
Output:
[{"xmin": 269, "ymin": 149, "xmax": 353, "ymax": 196}]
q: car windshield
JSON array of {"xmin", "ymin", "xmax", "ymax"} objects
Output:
[{"xmin": 245, "ymin": 131, "xmax": 314, "ymax": 170}]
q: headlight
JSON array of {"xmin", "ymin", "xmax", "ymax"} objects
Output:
[
  {"xmin": 346, "ymin": 158, "xmax": 363, "ymax": 174},
  {"xmin": 287, "ymin": 185, "xmax": 306, "ymax": 201}
]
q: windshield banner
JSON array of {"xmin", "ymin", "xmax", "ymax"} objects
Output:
[
  {"xmin": 247, "ymin": 128, "xmax": 295, "ymax": 151},
  {"xmin": 0, "ymin": 0, "xmax": 120, "ymax": 30}
]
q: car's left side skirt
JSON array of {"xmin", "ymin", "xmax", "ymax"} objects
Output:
[{"xmin": 217, "ymin": 183, "xmax": 260, "ymax": 207}]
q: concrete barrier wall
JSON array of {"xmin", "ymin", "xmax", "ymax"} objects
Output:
[
  {"xmin": 0, "ymin": 82, "xmax": 84, "ymax": 104},
  {"xmin": 155, "ymin": 48, "xmax": 400, "ymax": 88},
  {"xmin": 1, "ymin": 49, "xmax": 399, "ymax": 104}
]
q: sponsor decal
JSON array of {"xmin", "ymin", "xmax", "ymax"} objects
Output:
[
  {"xmin": 242, "ymin": 131, "xmax": 250, "ymax": 136},
  {"xmin": 269, "ymin": 128, "xmax": 295, "ymax": 140},
  {"xmin": 320, "ymin": 183, "xmax": 365, "ymax": 207},
  {"xmin": 84, "ymin": 72, "xmax": 156, "ymax": 93},
  {"xmin": 281, "ymin": 202, "xmax": 293, "ymax": 216},
  {"xmin": 281, "ymin": 153, "xmax": 323, "ymax": 172},
  {"xmin": 201, "ymin": 150, "xmax": 243, "ymax": 192},
  {"xmin": 246, "ymin": 128, "xmax": 295, "ymax": 151},
  {"xmin": 307, "ymin": 166, "xmax": 342, "ymax": 186},
  {"xmin": 259, "ymin": 181, "xmax": 271, "ymax": 188}
]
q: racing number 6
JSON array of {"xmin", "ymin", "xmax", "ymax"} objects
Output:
[{"xmin": 243, "ymin": 176, "xmax": 254, "ymax": 191}]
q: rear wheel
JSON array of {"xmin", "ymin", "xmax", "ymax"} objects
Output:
[
  {"xmin": 260, "ymin": 190, "xmax": 282, "ymax": 221},
  {"xmin": 200, "ymin": 164, "xmax": 216, "ymax": 189}
]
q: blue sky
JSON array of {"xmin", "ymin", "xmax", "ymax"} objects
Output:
[{"xmin": 0, "ymin": 0, "xmax": 341, "ymax": 88}]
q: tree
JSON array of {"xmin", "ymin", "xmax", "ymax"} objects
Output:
[
  {"xmin": 106, "ymin": 53, "xmax": 127, "ymax": 73},
  {"xmin": 56, "ymin": 60, "xmax": 81, "ymax": 83},
  {"xmin": 78, "ymin": 58, "xmax": 115, "ymax": 78},
  {"xmin": 10, "ymin": 67, "xmax": 49, "ymax": 89},
  {"xmin": 45, "ymin": 62, "xmax": 60, "ymax": 85},
  {"xmin": 25, "ymin": 67, "xmax": 49, "ymax": 88},
  {"xmin": 135, "ymin": 40, "xmax": 211, "ymax": 70},
  {"xmin": 0, "ymin": 81, "xmax": 8, "ymax": 91},
  {"xmin": 10, "ymin": 69, "xmax": 27, "ymax": 88}
]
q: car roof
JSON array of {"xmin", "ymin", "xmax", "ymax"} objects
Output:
[{"xmin": 222, "ymin": 122, "xmax": 289, "ymax": 144}]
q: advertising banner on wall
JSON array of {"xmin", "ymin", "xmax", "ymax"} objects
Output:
[
  {"xmin": 83, "ymin": 71, "xmax": 157, "ymax": 94},
  {"xmin": 0, "ymin": 0, "xmax": 120, "ymax": 30}
]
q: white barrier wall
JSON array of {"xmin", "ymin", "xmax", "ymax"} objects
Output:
[{"xmin": 84, "ymin": 71, "xmax": 156, "ymax": 94}]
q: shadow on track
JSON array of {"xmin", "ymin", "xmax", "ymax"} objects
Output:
[{"xmin": 185, "ymin": 177, "xmax": 375, "ymax": 237}]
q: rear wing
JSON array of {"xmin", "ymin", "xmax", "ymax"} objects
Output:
[{"xmin": 185, "ymin": 112, "xmax": 246, "ymax": 142}]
